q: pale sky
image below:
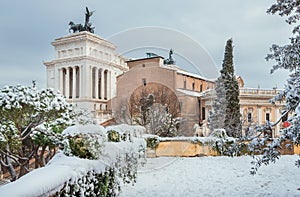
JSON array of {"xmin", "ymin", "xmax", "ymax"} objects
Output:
[{"xmin": 0, "ymin": 0, "xmax": 293, "ymax": 89}]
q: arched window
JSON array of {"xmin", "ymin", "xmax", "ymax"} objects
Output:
[
  {"xmin": 76, "ymin": 66, "xmax": 80, "ymax": 98},
  {"xmin": 104, "ymin": 70, "xmax": 108, "ymax": 100},
  {"xmin": 202, "ymin": 107, "xmax": 206, "ymax": 120},
  {"xmin": 62, "ymin": 68, "xmax": 66, "ymax": 96},
  {"xmin": 92, "ymin": 67, "xmax": 96, "ymax": 98},
  {"xmin": 98, "ymin": 69, "xmax": 101, "ymax": 99},
  {"xmin": 247, "ymin": 113, "xmax": 252, "ymax": 122},
  {"xmin": 69, "ymin": 67, "xmax": 73, "ymax": 99}
]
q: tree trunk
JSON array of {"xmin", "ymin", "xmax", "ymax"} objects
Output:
[
  {"xmin": 18, "ymin": 159, "xmax": 29, "ymax": 178},
  {"xmin": 6, "ymin": 157, "xmax": 17, "ymax": 181}
]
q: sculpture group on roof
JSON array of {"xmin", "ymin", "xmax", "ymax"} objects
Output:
[
  {"xmin": 164, "ymin": 49, "xmax": 176, "ymax": 65},
  {"xmin": 69, "ymin": 7, "xmax": 95, "ymax": 33}
]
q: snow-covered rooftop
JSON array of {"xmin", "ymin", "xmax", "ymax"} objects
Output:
[{"xmin": 176, "ymin": 88, "xmax": 204, "ymax": 97}]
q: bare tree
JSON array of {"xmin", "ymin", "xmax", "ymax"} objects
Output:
[{"xmin": 116, "ymin": 83, "xmax": 181, "ymax": 136}]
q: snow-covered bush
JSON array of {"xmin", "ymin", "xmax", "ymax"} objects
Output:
[
  {"xmin": 106, "ymin": 124, "xmax": 145, "ymax": 138},
  {"xmin": 144, "ymin": 134, "xmax": 160, "ymax": 149},
  {"xmin": 209, "ymin": 129, "xmax": 238, "ymax": 156},
  {"xmin": 56, "ymin": 125, "xmax": 146, "ymax": 196},
  {"xmin": 0, "ymin": 124, "xmax": 147, "ymax": 196},
  {"xmin": 107, "ymin": 130, "xmax": 121, "ymax": 142},
  {"xmin": 61, "ymin": 125, "xmax": 106, "ymax": 159},
  {"xmin": 67, "ymin": 134, "xmax": 103, "ymax": 159},
  {"xmin": 58, "ymin": 167, "xmax": 120, "ymax": 197}
]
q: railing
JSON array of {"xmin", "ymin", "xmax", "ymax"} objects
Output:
[
  {"xmin": 203, "ymin": 88, "xmax": 281, "ymax": 98},
  {"xmin": 239, "ymin": 88, "xmax": 281, "ymax": 95}
]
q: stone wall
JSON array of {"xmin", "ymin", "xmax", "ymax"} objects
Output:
[{"xmin": 147, "ymin": 140, "xmax": 300, "ymax": 157}]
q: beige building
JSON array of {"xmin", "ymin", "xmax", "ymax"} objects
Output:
[
  {"xmin": 202, "ymin": 79, "xmax": 285, "ymax": 137},
  {"xmin": 113, "ymin": 55, "xmax": 214, "ymax": 136}
]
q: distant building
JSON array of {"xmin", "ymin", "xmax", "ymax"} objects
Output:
[
  {"xmin": 44, "ymin": 32, "xmax": 128, "ymax": 124},
  {"xmin": 112, "ymin": 56, "xmax": 214, "ymax": 136},
  {"xmin": 202, "ymin": 80, "xmax": 285, "ymax": 137}
]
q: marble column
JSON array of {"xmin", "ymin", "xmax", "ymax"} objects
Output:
[{"xmin": 258, "ymin": 107, "xmax": 262, "ymax": 125}]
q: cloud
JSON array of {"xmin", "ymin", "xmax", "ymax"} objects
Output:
[{"xmin": 0, "ymin": 0, "xmax": 293, "ymax": 89}]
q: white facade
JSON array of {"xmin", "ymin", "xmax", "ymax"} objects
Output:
[{"xmin": 44, "ymin": 31, "xmax": 128, "ymax": 123}]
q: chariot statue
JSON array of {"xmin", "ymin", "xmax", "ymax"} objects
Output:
[{"xmin": 69, "ymin": 7, "xmax": 95, "ymax": 33}]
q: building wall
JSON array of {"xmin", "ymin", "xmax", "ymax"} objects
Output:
[
  {"xmin": 202, "ymin": 88, "xmax": 285, "ymax": 137},
  {"xmin": 114, "ymin": 56, "xmax": 214, "ymax": 136},
  {"xmin": 116, "ymin": 57, "xmax": 177, "ymax": 97}
]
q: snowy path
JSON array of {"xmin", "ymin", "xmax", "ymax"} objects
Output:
[{"xmin": 120, "ymin": 155, "xmax": 300, "ymax": 197}]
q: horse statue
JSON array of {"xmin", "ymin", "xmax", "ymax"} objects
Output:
[
  {"xmin": 193, "ymin": 120, "xmax": 211, "ymax": 137},
  {"xmin": 193, "ymin": 124, "xmax": 203, "ymax": 137},
  {"xmin": 69, "ymin": 21, "xmax": 84, "ymax": 33}
]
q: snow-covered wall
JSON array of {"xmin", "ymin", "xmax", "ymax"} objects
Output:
[{"xmin": 0, "ymin": 124, "xmax": 146, "ymax": 197}]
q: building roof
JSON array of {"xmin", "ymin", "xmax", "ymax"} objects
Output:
[
  {"xmin": 176, "ymin": 88, "xmax": 204, "ymax": 97},
  {"xmin": 126, "ymin": 56, "xmax": 164, "ymax": 63}
]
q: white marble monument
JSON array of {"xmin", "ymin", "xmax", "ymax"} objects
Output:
[{"xmin": 44, "ymin": 31, "xmax": 128, "ymax": 123}]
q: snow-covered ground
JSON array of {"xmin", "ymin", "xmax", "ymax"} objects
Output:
[{"xmin": 120, "ymin": 155, "xmax": 300, "ymax": 197}]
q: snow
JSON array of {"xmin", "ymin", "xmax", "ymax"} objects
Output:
[
  {"xmin": 0, "ymin": 124, "xmax": 146, "ymax": 196},
  {"xmin": 176, "ymin": 88, "xmax": 204, "ymax": 97},
  {"xmin": 106, "ymin": 124, "xmax": 145, "ymax": 137},
  {"xmin": 143, "ymin": 135, "xmax": 235, "ymax": 145},
  {"xmin": 0, "ymin": 152, "xmax": 108, "ymax": 197},
  {"xmin": 62, "ymin": 124, "xmax": 107, "ymax": 136},
  {"xmin": 120, "ymin": 155, "xmax": 300, "ymax": 197}
]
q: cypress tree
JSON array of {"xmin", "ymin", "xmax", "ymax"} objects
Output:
[
  {"xmin": 209, "ymin": 39, "xmax": 242, "ymax": 137},
  {"xmin": 223, "ymin": 39, "xmax": 242, "ymax": 137}
]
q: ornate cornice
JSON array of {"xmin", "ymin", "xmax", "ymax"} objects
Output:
[
  {"xmin": 52, "ymin": 32, "xmax": 116, "ymax": 50},
  {"xmin": 45, "ymin": 56, "xmax": 128, "ymax": 71}
]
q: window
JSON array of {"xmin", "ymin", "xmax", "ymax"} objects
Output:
[
  {"xmin": 266, "ymin": 113, "xmax": 270, "ymax": 121},
  {"xmin": 183, "ymin": 80, "xmax": 186, "ymax": 89},
  {"xmin": 200, "ymin": 84, "xmax": 203, "ymax": 92},
  {"xmin": 192, "ymin": 82, "xmax": 195, "ymax": 91},
  {"xmin": 142, "ymin": 78, "xmax": 147, "ymax": 86},
  {"xmin": 247, "ymin": 113, "xmax": 252, "ymax": 122},
  {"xmin": 202, "ymin": 107, "xmax": 206, "ymax": 120}
]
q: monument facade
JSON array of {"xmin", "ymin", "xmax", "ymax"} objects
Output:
[{"xmin": 44, "ymin": 31, "xmax": 128, "ymax": 123}]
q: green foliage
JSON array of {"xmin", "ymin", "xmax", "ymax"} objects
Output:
[
  {"xmin": 57, "ymin": 151, "xmax": 140, "ymax": 196},
  {"xmin": 107, "ymin": 130, "xmax": 120, "ymax": 142},
  {"xmin": 58, "ymin": 167, "xmax": 120, "ymax": 197},
  {"xmin": 146, "ymin": 136, "xmax": 160, "ymax": 149},
  {"xmin": 0, "ymin": 123, "xmax": 21, "ymax": 155},
  {"xmin": 67, "ymin": 134, "xmax": 102, "ymax": 159}
]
